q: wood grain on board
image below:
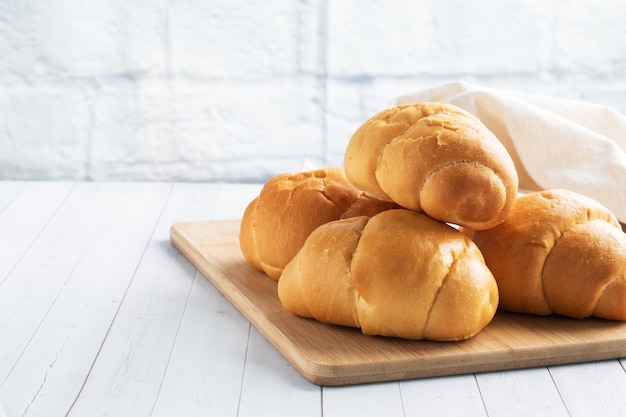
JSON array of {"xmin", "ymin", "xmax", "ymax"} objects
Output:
[{"xmin": 170, "ymin": 220, "xmax": 626, "ymax": 386}]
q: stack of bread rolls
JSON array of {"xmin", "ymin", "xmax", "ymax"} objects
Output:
[{"xmin": 239, "ymin": 101, "xmax": 626, "ymax": 342}]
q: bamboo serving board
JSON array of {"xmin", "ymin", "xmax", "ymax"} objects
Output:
[{"xmin": 170, "ymin": 220, "xmax": 626, "ymax": 386}]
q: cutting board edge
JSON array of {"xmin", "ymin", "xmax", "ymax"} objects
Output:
[{"xmin": 300, "ymin": 339, "xmax": 626, "ymax": 385}]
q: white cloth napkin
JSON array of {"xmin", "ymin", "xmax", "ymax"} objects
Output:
[{"xmin": 393, "ymin": 81, "xmax": 626, "ymax": 224}]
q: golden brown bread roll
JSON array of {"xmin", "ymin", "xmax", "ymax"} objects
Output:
[
  {"xmin": 277, "ymin": 209, "xmax": 499, "ymax": 341},
  {"xmin": 239, "ymin": 168, "xmax": 397, "ymax": 280},
  {"xmin": 470, "ymin": 189, "xmax": 626, "ymax": 320},
  {"xmin": 343, "ymin": 102, "xmax": 519, "ymax": 230}
]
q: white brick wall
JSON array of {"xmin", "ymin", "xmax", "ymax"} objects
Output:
[{"xmin": 1, "ymin": 0, "xmax": 626, "ymax": 182}]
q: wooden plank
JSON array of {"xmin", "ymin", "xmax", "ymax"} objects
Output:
[
  {"xmin": 170, "ymin": 220, "xmax": 626, "ymax": 386},
  {"xmin": 150, "ymin": 270, "xmax": 251, "ymax": 417},
  {"xmin": 237, "ymin": 327, "xmax": 321, "ymax": 417},
  {"xmin": 149, "ymin": 183, "xmax": 254, "ymax": 417},
  {"xmin": 0, "ymin": 181, "xmax": 25, "ymax": 214},
  {"xmin": 65, "ymin": 183, "xmax": 227, "ymax": 417},
  {"xmin": 323, "ymin": 382, "xmax": 404, "ymax": 417},
  {"xmin": 0, "ymin": 181, "xmax": 74, "ymax": 283},
  {"xmin": 400, "ymin": 374, "xmax": 488, "ymax": 416},
  {"xmin": 0, "ymin": 183, "xmax": 120, "ymax": 382},
  {"xmin": 0, "ymin": 182, "xmax": 173, "ymax": 417},
  {"xmin": 549, "ymin": 360, "xmax": 626, "ymax": 416},
  {"xmin": 477, "ymin": 368, "xmax": 569, "ymax": 416},
  {"xmin": 212, "ymin": 183, "xmax": 263, "ymax": 221}
]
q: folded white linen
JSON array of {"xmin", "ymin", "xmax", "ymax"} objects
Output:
[{"xmin": 393, "ymin": 81, "xmax": 626, "ymax": 223}]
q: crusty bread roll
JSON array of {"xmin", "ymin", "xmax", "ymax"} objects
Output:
[
  {"xmin": 239, "ymin": 168, "xmax": 397, "ymax": 280},
  {"xmin": 470, "ymin": 189, "xmax": 626, "ymax": 320},
  {"xmin": 343, "ymin": 102, "xmax": 519, "ymax": 230},
  {"xmin": 277, "ymin": 209, "xmax": 499, "ymax": 341}
]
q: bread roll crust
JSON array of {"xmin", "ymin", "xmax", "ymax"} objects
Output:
[
  {"xmin": 278, "ymin": 209, "xmax": 499, "ymax": 341},
  {"xmin": 471, "ymin": 189, "xmax": 626, "ymax": 320},
  {"xmin": 278, "ymin": 216, "xmax": 367, "ymax": 327},
  {"xmin": 239, "ymin": 168, "xmax": 396, "ymax": 280},
  {"xmin": 344, "ymin": 102, "xmax": 518, "ymax": 230},
  {"xmin": 543, "ymin": 220, "xmax": 626, "ymax": 319}
]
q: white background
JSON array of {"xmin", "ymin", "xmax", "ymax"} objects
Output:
[{"xmin": 1, "ymin": 0, "xmax": 625, "ymax": 182}]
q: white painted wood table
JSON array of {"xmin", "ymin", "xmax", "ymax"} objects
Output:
[{"xmin": 1, "ymin": 181, "xmax": 626, "ymax": 417}]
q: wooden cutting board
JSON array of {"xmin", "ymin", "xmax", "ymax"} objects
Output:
[{"xmin": 170, "ymin": 220, "xmax": 626, "ymax": 386}]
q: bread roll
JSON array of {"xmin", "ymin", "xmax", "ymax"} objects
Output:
[
  {"xmin": 344, "ymin": 102, "xmax": 519, "ymax": 230},
  {"xmin": 470, "ymin": 189, "xmax": 626, "ymax": 320},
  {"xmin": 278, "ymin": 209, "xmax": 499, "ymax": 341},
  {"xmin": 239, "ymin": 168, "xmax": 397, "ymax": 280}
]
